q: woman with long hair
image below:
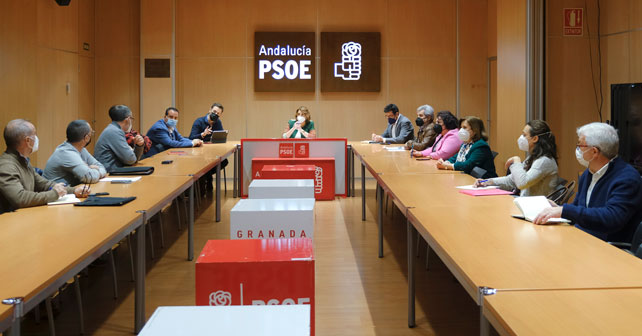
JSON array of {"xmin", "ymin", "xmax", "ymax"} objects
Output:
[{"xmin": 477, "ymin": 119, "xmax": 559, "ymax": 196}]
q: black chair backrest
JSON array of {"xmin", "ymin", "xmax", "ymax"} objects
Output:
[
  {"xmin": 546, "ymin": 185, "xmax": 567, "ymax": 205},
  {"xmin": 560, "ymin": 180, "xmax": 576, "ymax": 204},
  {"xmin": 630, "ymin": 221, "xmax": 642, "ymax": 253},
  {"xmin": 491, "ymin": 151, "xmax": 499, "ymax": 159},
  {"xmin": 634, "ymin": 244, "xmax": 642, "ymax": 260},
  {"xmin": 470, "ymin": 167, "xmax": 487, "ymax": 179}
]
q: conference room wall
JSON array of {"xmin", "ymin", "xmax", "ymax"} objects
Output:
[
  {"xmin": 95, "ymin": 0, "xmax": 141, "ymax": 151},
  {"xmin": 545, "ymin": 0, "xmax": 642, "ymax": 183},
  {"xmin": 0, "ymin": 0, "xmax": 94, "ymax": 169},
  {"xmin": 173, "ymin": 0, "xmax": 490, "ymax": 143},
  {"xmin": 495, "ymin": 0, "xmax": 527, "ymax": 174}
]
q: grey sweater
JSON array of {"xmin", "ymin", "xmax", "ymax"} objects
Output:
[
  {"xmin": 491, "ymin": 156, "xmax": 560, "ymax": 196},
  {"xmin": 43, "ymin": 141, "xmax": 107, "ymax": 186},
  {"xmin": 94, "ymin": 122, "xmax": 144, "ymax": 172}
]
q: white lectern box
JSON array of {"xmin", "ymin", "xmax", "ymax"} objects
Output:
[
  {"xmin": 139, "ymin": 305, "xmax": 310, "ymax": 336},
  {"xmin": 230, "ymin": 198, "xmax": 315, "ymax": 239},
  {"xmin": 249, "ymin": 179, "xmax": 315, "ymax": 199}
]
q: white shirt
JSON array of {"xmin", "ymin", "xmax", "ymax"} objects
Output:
[
  {"xmin": 586, "ymin": 160, "xmax": 611, "ymax": 207},
  {"xmin": 385, "ymin": 118, "xmax": 399, "ymax": 143}
]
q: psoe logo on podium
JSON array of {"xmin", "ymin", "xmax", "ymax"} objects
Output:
[
  {"xmin": 294, "ymin": 143, "xmax": 309, "ymax": 158},
  {"xmin": 278, "ymin": 143, "xmax": 294, "ymax": 158},
  {"xmin": 321, "ymin": 32, "xmax": 380, "ymax": 92}
]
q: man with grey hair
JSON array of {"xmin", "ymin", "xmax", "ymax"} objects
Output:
[
  {"xmin": 534, "ymin": 122, "xmax": 642, "ymax": 243},
  {"xmin": 95, "ymin": 104, "xmax": 146, "ymax": 172},
  {"xmin": 405, "ymin": 104, "xmax": 437, "ymax": 151},
  {"xmin": 44, "ymin": 120, "xmax": 107, "ymax": 186},
  {"xmin": 0, "ymin": 119, "xmax": 90, "ymax": 213}
]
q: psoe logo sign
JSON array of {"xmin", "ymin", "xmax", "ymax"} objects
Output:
[
  {"xmin": 334, "ymin": 42, "xmax": 362, "ymax": 80},
  {"xmin": 255, "ymin": 32, "xmax": 315, "ymax": 92},
  {"xmin": 321, "ymin": 32, "xmax": 381, "ymax": 92}
]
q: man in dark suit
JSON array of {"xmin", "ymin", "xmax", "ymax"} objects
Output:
[
  {"xmin": 371, "ymin": 103, "xmax": 415, "ymax": 144},
  {"xmin": 189, "ymin": 102, "xmax": 224, "ymax": 142},
  {"xmin": 188, "ymin": 102, "xmax": 228, "ymax": 192}
]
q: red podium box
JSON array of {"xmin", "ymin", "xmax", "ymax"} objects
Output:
[
  {"xmin": 252, "ymin": 158, "xmax": 335, "ymax": 200},
  {"xmin": 260, "ymin": 164, "xmax": 315, "ymax": 180},
  {"xmin": 196, "ymin": 238, "xmax": 315, "ymax": 335}
]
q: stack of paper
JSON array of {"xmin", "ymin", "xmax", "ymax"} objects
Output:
[
  {"xmin": 383, "ymin": 146, "xmax": 406, "ymax": 152},
  {"xmin": 99, "ymin": 177, "xmax": 142, "ymax": 183}
]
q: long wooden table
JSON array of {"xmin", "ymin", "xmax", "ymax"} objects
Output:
[
  {"xmin": 482, "ymin": 288, "xmax": 642, "ymax": 335},
  {"xmin": 0, "ymin": 143, "xmax": 238, "ymax": 335},
  {"xmin": 350, "ymin": 141, "xmax": 459, "ymax": 257},
  {"xmin": 138, "ymin": 142, "xmax": 238, "ymax": 223},
  {"xmin": 0, "ymin": 202, "xmax": 143, "ymax": 335},
  {"xmin": 351, "ymin": 142, "xmax": 642, "ymax": 335}
]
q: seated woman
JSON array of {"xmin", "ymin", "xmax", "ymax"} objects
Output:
[
  {"xmin": 436, "ymin": 116, "xmax": 497, "ymax": 178},
  {"xmin": 412, "ymin": 111, "xmax": 462, "ymax": 160},
  {"xmin": 283, "ymin": 106, "xmax": 317, "ymax": 139},
  {"xmin": 476, "ymin": 120, "xmax": 559, "ymax": 196}
]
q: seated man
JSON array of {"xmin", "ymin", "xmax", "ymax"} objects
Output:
[
  {"xmin": 95, "ymin": 105, "xmax": 146, "ymax": 172},
  {"xmin": 44, "ymin": 120, "xmax": 107, "ymax": 185},
  {"xmin": 534, "ymin": 122, "xmax": 642, "ymax": 243},
  {"xmin": 189, "ymin": 102, "xmax": 224, "ymax": 142},
  {"xmin": 0, "ymin": 119, "xmax": 89, "ymax": 213},
  {"xmin": 189, "ymin": 103, "xmax": 228, "ymax": 192},
  {"xmin": 371, "ymin": 103, "xmax": 414, "ymax": 144},
  {"xmin": 145, "ymin": 107, "xmax": 203, "ymax": 158}
]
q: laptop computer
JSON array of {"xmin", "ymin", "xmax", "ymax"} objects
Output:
[{"xmin": 209, "ymin": 130, "xmax": 228, "ymax": 144}]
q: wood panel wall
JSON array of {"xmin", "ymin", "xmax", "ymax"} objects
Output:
[
  {"xmin": 94, "ymin": 0, "xmax": 140, "ymax": 139},
  {"xmin": 544, "ymin": 0, "xmax": 639, "ymax": 182},
  {"xmin": 0, "ymin": 0, "xmax": 94, "ymax": 168},
  {"xmin": 2, "ymin": 0, "xmax": 491, "ymax": 171},
  {"xmin": 172, "ymin": 0, "xmax": 490, "ymax": 143},
  {"xmin": 496, "ymin": 0, "xmax": 527, "ymax": 173}
]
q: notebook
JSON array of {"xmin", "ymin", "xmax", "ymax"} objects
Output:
[
  {"xmin": 456, "ymin": 185, "xmax": 500, "ymax": 190},
  {"xmin": 110, "ymin": 166, "xmax": 154, "ymax": 175},
  {"xmin": 48, "ymin": 194, "xmax": 81, "ymax": 206},
  {"xmin": 513, "ymin": 196, "xmax": 571, "ymax": 223}
]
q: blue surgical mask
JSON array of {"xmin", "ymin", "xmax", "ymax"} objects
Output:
[{"xmin": 166, "ymin": 118, "xmax": 178, "ymax": 128}]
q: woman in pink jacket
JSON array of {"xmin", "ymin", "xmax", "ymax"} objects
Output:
[{"xmin": 412, "ymin": 111, "xmax": 462, "ymax": 159}]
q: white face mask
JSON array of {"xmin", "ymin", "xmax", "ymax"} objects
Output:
[
  {"xmin": 31, "ymin": 135, "xmax": 39, "ymax": 153},
  {"xmin": 458, "ymin": 128, "xmax": 470, "ymax": 142},
  {"xmin": 575, "ymin": 147, "xmax": 591, "ymax": 167},
  {"xmin": 297, "ymin": 116, "xmax": 306, "ymax": 123},
  {"xmin": 517, "ymin": 135, "xmax": 529, "ymax": 152}
]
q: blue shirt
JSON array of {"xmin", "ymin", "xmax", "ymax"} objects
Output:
[{"xmin": 145, "ymin": 119, "xmax": 193, "ymax": 158}]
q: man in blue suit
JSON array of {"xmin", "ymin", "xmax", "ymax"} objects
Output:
[
  {"xmin": 371, "ymin": 103, "xmax": 414, "ymax": 144},
  {"xmin": 534, "ymin": 122, "xmax": 642, "ymax": 243},
  {"xmin": 145, "ymin": 107, "xmax": 203, "ymax": 158}
]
